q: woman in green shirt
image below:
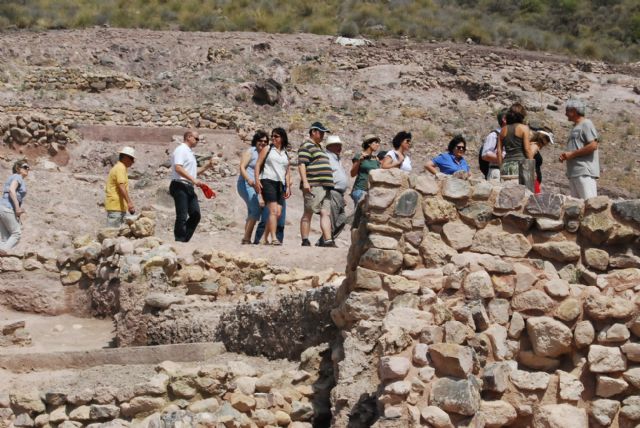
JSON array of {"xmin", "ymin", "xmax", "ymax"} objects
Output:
[{"xmin": 350, "ymin": 134, "xmax": 381, "ymax": 206}]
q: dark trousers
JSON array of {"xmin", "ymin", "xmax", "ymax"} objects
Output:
[{"xmin": 169, "ymin": 180, "xmax": 201, "ymax": 242}]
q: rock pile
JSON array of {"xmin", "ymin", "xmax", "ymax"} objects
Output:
[
  {"xmin": 331, "ymin": 169, "xmax": 640, "ymax": 427},
  {"xmin": 0, "ymin": 320, "xmax": 31, "ymax": 347},
  {"xmin": 0, "ymin": 347, "xmax": 331, "ymax": 428},
  {"xmin": 23, "ymin": 68, "xmax": 145, "ymax": 92},
  {"xmin": 1, "ymin": 115, "xmax": 77, "ymax": 155}
]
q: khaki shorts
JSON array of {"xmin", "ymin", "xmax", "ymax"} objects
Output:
[{"xmin": 304, "ymin": 186, "xmax": 331, "ymax": 215}]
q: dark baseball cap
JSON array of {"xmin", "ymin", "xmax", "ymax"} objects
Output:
[{"xmin": 310, "ymin": 122, "xmax": 330, "ymax": 133}]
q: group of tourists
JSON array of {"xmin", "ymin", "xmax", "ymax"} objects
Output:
[{"xmin": 0, "ymin": 99, "xmax": 600, "ymax": 252}]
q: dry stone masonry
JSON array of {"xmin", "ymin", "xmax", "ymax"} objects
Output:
[
  {"xmin": 23, "ymin": 68, "xmax": 145, "ymax": 92},
  {"xmin": 0, "ymin": 350, "xmax": 330, "ymax": 428},
  {"xmin": 331, "ymin": 169, "xmax": 640, "ymax": 427},
  {"xmin": 1, "ymin": 115, "xmax": 77, "ymax": 155}
]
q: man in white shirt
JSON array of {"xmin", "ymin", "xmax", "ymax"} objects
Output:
[
  {"xmin": 322, "ymin": 135, "xmax": 349, "ymax": 247},
  {"xmin": 481, "ymin": 109, "xmax": 507, "ymax": 181},
  {"xmin": 170, "ymin": 131, "xmax": 215, "ymax": 242}
]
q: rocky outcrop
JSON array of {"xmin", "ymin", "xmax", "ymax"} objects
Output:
[{"xmin": 331, "ymin": 170, "xmax": 640, "ymax": 427}]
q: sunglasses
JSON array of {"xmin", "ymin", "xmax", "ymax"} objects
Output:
[
  {"xmin": 455, "ymin": 146, "xmax": 466, "ymax": 151},
  {"xmin": 271, "ymin": 135, "xmax": 281, "ymax": 139},
  {"xmin": 258, "ymin": 138, "xmax": 269, "ymax": 143},
  {"xmin": 21, "ymin": 165, "xmax": 30, "ymax": 170}
]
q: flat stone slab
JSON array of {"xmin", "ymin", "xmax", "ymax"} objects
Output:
[{"xmin": 0, "ymin": 342, "xmax": 226, "ymax": 373}]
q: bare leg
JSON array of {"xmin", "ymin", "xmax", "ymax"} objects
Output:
[
  {"xmin": 300, "ymin": 211, "xmax": 312, "ymax": 240},
  {"xmin": 320, "ymin": 209, "xmax": 332, "ymax": 240}
]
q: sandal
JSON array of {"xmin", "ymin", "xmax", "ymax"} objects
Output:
[
  {"xmin": 270, "ymin": 240, "xmax": 283, "ymax": 246},
  {"xmin": 241, "ymin": 239, "xmax": 252, "ymax": 245}
]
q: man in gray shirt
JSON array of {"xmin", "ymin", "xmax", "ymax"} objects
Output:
[
  {"xmin": 322, "ymin": 135, "xmax": 349, "ymax": 247},
  {"xmin": 560, "ymin": 99, "xmax": 599, "ymax": 199}
]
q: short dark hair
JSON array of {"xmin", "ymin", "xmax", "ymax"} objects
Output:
[
  {"xmin": 251, "ymin": 130, "xmax": 269, "ymax": 147},
  {"xmin": 118, "ymin": 153, "xmax": 133, "ymax": 162},
  {"xmin": 496, "ymin": 108, "xmax": 508, "ymax": 126},
  {"xmin": 12, "ymin": 160, "xmax": 28, "ymax": 174},
  {"xmin": 271, "ymin": 127, "xmax": 289, "ymax": 150},
  {"xmin": 447, "ymin": 135, "xmax": 466, "ymax": 153},
  {"xmin": 506, "ymin": 103, "xmax": 527, "ymax": 125},
  {"xmin": 391, "ymin": 131, "xmax": 412, "ymax": 149}
]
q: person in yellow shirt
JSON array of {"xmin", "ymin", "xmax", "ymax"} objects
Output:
[{"xmin": 105, "ymin": 146, "xmax": 136, "ymax": 227}]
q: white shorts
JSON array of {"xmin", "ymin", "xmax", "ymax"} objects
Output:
[{"xmin": 569, "ymin": 176, "xmax": 597, "ymax": 200}]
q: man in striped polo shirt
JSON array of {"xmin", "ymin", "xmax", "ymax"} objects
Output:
[{"xmin": 298, "ymin": 122, "xmax": 335, "ymax": 247}]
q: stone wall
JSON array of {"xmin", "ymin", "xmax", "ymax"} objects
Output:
[
  {"xmin": 0, "ymin": 348, "xmax": 330, "ymax": 428},
  {"xmin": 23, "ymin": 68, "xmax": 145, "ymax": 92},
  {"xmin": 330, "ymin": 169, "xmax": 640, "ymax": 427},
  {"xmin": 1, "ymin": 114, "xmax": 77, "ymax": 154},
  {"xmin": 1, "ymin": 104, "xmax": 255, "ymax": 134}
]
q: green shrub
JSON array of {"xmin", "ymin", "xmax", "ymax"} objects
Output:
[{"xmin": 338, "ymin": 20, "xmax": 359, "ymax": 38}]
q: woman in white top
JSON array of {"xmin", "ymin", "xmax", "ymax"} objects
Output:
[
  {"xmin": 254, "ymin": 127, "xmax": 291, "ymax": 245},
  {"xmin": 381, "ymin": 131, "xmax": 412, "ymax": 172}
]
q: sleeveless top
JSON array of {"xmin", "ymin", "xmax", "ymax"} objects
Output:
[
  {"xmin": 1, "ymin": 174, "xmax": 27, "ymax": 211},
  {"xmin": 503, "ymin": 124, "xmax": 526, "ymax": 163},
  {"xmin": 387, "ymin": 150, "xmax": 412, "ymax": 172},
  {"xmin": 238, "ymin": 147, "xmax": 259, "ymax": 183}
]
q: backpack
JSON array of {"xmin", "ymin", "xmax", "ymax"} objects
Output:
[{"xmin": 478, "ymin": 130, "xmax": 499, "ymax": 178}]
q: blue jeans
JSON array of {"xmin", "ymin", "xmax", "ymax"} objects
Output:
[
  {"xmin": 236, "ymin": 178, "xmax": 261, "ymax": 221},
  {"xmin": 254, "ymin": 201, "xmax": 286, "ymax": 244},
  {"xmin": 351, "ymin": 189, "xmax": 366, "ymax": 207}
]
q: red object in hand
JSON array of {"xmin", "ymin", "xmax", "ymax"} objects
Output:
[{"xmin": 198, "ymin": 183, "xmax": 216, "ymax": 199}]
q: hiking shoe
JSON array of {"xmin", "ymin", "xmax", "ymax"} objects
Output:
[
  {"xmin": 319, "ymin": 239, "xmax": 337, "ymax": 248},
  {"xmin": 301, "ymin": 238, "xmax": 311, "ymax": 247}
]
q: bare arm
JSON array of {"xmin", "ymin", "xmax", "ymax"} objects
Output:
[
  {"xmin": 560, "ymin": 140, "xmax": 598, "ymax": 162},
  {"xmin": 482, "ymin": 152, "xmax": 499, "ymax": 163},
  {"xmin": 350, "ymin": 156, "xmax": 361, "ymax": 177},
  {"xmin": 381, "ymin": 152, "xmax": 403, "ymax": 169},
  {"xmin": 298, "ymin": 163, "xmax": 310, "ymax": 193},
  {"xmin": 175, "ymin": 165, "xmax": 201, "ymax": 187},
  {"xmin": 424, "ymin": 160, "xmax": 438, "ymax": 175},
  {"xmin": 239, "ymin": 150, "xmax": 254, "ymax": 185},
  {"xmin": 285, "ymin": 164, "xmax": 292, "ymax": 198},
  {"xmin": 521, "ymin": 125, "xmax": 533, "ymax": 160},
  {"xmin": 116, "ymin": 183, "xmax": 135, "ymax": 214},
  {"xmin": 197, "ymin": 157, "xmax": 215, "ymax": 176},
  {"xmin": 8, "ymin": 180, "xmax": 24, "ymax": 216},
  {"xmin": 253, "ymin": 146, "xmax": 269, "ymax": 193},
  {"xmin": 497, "ymin": 128, "xmax": 506, "ymax": 165}
]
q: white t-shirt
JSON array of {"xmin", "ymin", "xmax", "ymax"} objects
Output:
[
  {"xmin": 260, "ymin": 146, "xmax": 289, "ymax": 184},
  {"xmin": 482, "ymin": 128, "xmax": 505, "ymax": 165},
  {"xmin": 171, "ymin": 143, "xmax": 197, "ymax": 182},
  {"xmin": 386, "ymin": 150, "xmax": 412, "ymax": 172}
]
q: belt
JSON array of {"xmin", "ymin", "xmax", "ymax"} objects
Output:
[
  {"xmin": 489, "ymin": 165, "xmax": 500, "ymax": 169},
  {"xmin": 172, "ymin": 179, "xmax": 193, "ymax": 186}
]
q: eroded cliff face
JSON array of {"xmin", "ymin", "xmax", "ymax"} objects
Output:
[{"xmin": 331, "ymin": 168, "xmax": 640, "ymax": 427}]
